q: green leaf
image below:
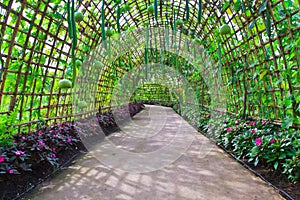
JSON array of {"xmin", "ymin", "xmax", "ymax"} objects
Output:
[
  {"xmin": 265, "ymin": 7, "xmax": 271, "ymax": 38},
  {"xmin": 234, "ymin": 0, "xmax": 241, "ymax": 11},
  {"xmin": 258, "ymin": 1, "xmax": 267, "ymax": 14},
  {"xmin": 285, "ymin": 98, "xmax": 292, "ymax": 108},
  {"xmin": 248, "ymin": 19, "xmax": 257, "ymax": 30},
  {"xmin": 241, "ymin": 0, "xmax": 246, "ymax": 12},
  {"xmin": 222, "ymin": 1, "xmax": 230, "ymax": 12},
  {"xmin": 52, "ymin": 12, "xmax": 63, "ymax": 20},
  {"xmin": 259, "ymin": 70, "xmax": 268, "ymax": 80},
  {"xmin": 50, "ymin": 0, "xmax": 62, "ymax": 4},
  {"xmin": 281, "ymin": 116, "xmax": 293, "ymax": 129},
  {"xmin": 253, "ymin": 71, "xmax": 258, "ymax": 79},
  {"xmin": 279, "ymin": 153, "xmax": 286, "ymax": 160},
  {"xmin": 274, "ymin": 161, "xmax": 279, "ymax": 170},
  {"xmin": 254, "ymin": 157, "xmax": 259, "ymax": 166}
]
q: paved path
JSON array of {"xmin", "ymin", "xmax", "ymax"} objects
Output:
[{"xmin": 24, "ymin": 105, "xmax": 283, "ymax": 200}]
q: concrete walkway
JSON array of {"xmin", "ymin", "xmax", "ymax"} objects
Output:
[{"xmin": 24, "ymin": 105, "xmax": 283, "ymax": 200}]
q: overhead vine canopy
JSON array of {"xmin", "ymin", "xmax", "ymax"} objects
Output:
[{"xmin": 0, "ymin": 0, "xmax": 299, "ymax": 132}]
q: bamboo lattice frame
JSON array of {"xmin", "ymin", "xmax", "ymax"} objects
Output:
[{"xmin": 0, "ymin": 0, "xmax": 299, "ymax": 132}]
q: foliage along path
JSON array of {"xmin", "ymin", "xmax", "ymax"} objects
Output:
[{"xmin": 25, "ymin": 105, "xmax": 283, "ymax": 200}]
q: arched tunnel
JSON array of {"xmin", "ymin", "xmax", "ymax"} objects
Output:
[
  {"xmin": 0, "ymin": 0, "xmax": 299, "ymax": 199},
  {"xmin": 1, "ymin": 0, "xmax": 299, "ymax": 130}
]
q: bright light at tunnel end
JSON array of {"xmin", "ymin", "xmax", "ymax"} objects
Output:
[{"xmin": 73, "ymin": 26, "xmax": 227, "ymax": 173}]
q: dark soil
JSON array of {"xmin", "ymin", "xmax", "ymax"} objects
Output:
[
  {"xmin": 248, "ymin": 162, "xmax": 300, "ymax": 200},
  {"xmin": 218, "ymin": 144, "xmax": 300, "ymax": 200}
]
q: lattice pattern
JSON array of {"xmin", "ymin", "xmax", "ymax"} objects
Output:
[
  {"xmin": 131, "ymin": 83, "xmax": 176, "ymax": 102},
  {"xmin": 0, "ymin": 0, "xmax": 299, "ymax": 132}
]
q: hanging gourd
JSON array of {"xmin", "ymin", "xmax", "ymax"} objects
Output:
[
  {"xmin": 147, "ymin": 4, "xmax": 154, "ymax": 14},
  {"xmin": 66, "ymin": 0, "xmax": 78, "ymax": 87},
  {"xmin": 58, "ymin": 79, "xmax": 72, "ymax": 89},
  {"xmin": 185, "ymin": 0, "xmax": 189, "ymax": 20},
  {"xmin": 198, "ymin": 0, "xmax": 202, "ymax": 23},
  {"xmin": 67, "ymin": 0, "xmax": 73, "ymax": 39},
  {"xmin": 75, "ymin": 59, "xmax": 82, "ymax": 67},
  {"xmin": 154, "ymin": 0, "xmax": 158, "ymax": 20},
  {"xmin": 192, "ymin": 37, "xmax": 201, "ymax": 44},
  {"xmin": 176, "ymin": 19, "xmax": 184, "ymax": 27},
  {"xmin": 145, "ymin": 26, "xmax": 149, "ymax": 65},
  {"xmin": 71, "ymin": 0, "xmax": 77, "ymax": 86},
  {"xmin": 74, "ymin": 11, "xmax": 84, "ymax": 22},
  {"xmin": 145, "ymin": 26, "xmax": 149, "ymax": 80},
  {"xmin": 116, "ymin": 4, "xmax": 121, "ymax": 33},
  {"xmin": 101, "ymin": 0, "xmax": 106, "ymax": 49},
  {"xmin": 219, "ymin": 24, "xmax": 231, "ymax": 35},
  {"xmin": 265, "ymin": 3, "xmax": 271, "ymax": 38},
  {"xmin": 106, "ymin": 29, "xmax": 114, "ymax": 37},
  {"xmin": 173, "ymin": 10, "xmax": 176, "ymax": 33}
]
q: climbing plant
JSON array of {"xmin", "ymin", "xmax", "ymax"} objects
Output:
[{"xmin": 0, "ymin": 0, "xmax": 298, "ymax": 138}]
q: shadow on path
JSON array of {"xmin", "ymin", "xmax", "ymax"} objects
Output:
[{"xmin": 24, "ymin": 105, "xmax": 283, "ymax": 200}]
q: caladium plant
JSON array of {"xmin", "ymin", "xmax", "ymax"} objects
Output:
[{"xmin": 0, "ymin": 122, "xmax": 80, "ymax": 175}]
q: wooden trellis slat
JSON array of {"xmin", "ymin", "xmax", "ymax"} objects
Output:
[{"xmin": 0, "ymin": 0, "xmax": 299, "ymax": 133}]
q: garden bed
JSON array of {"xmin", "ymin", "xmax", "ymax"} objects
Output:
[
  {"xmin": 173, "ymin": 104, "xmax": 300, "ymax": 200},
  {"xmin": 97, "ymin": 102, "xmax": 145, "ymax": 135},
  {"xmin": 0, "ymin": 122, "xmax": 87, "ymax": 200},
  {"xmin": 248, "ymin": 161, "xmax": 300, "ymax": 199},
  {"xmin": 218, "ymin": 144, "xmax": 300, "ymax": 200},
  {"xmin": 0, "ymin": 103, "xmax": 144, "ymax": 200}
]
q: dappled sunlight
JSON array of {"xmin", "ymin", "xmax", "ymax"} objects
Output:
[
  {"xmin": 0, "ymin": 0, "xmax": 299, "ymax": 199},
  {"xmin": 26, "ymin": 105, "xmax": 283, "ymax": 200}
]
